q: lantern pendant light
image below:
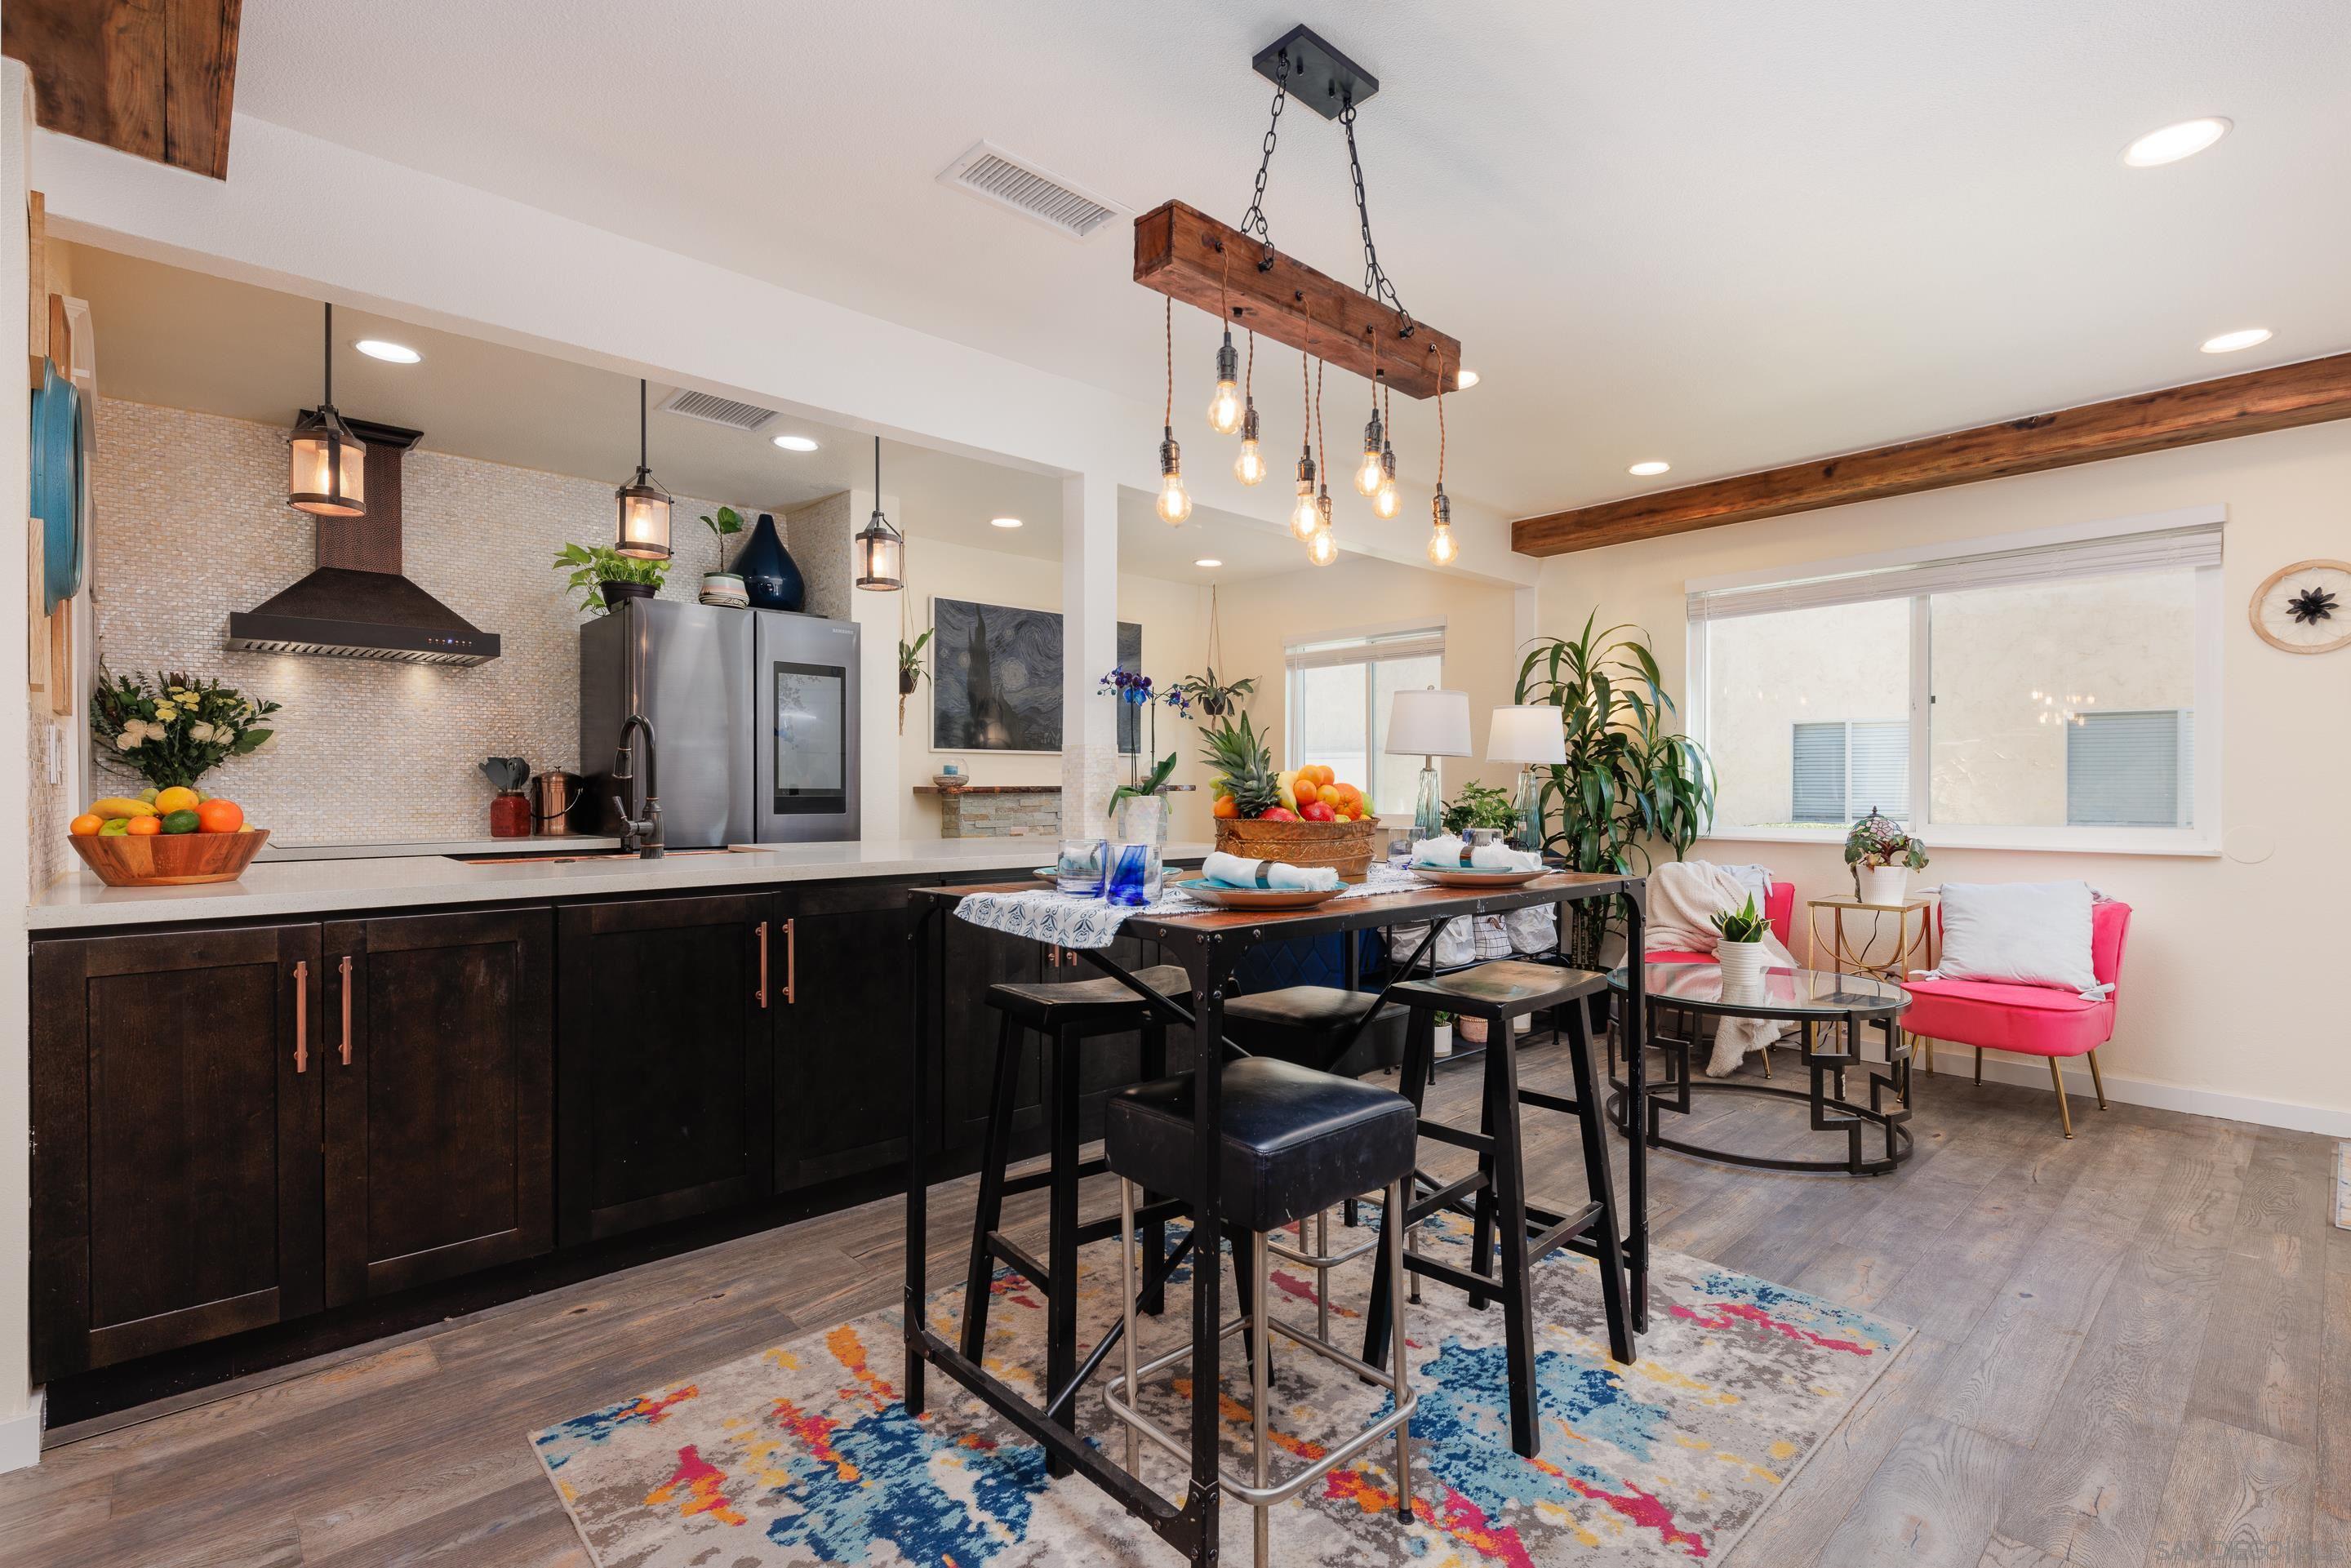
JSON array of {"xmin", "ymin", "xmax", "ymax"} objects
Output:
[
  {"xmin": 613, "ymin": 379, "xmax": 673, "ymax": 560},
  {"xmin": 855, "ymin": 435, "xmax": 906, "ymax": 591},
  {"xmin": 287, "ymin": 302, "xmax": 367, "ymax": 517}
]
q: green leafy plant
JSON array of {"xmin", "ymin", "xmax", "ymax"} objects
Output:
[
  {"xmin": 1708, "ymin": 893, "xmax": 1770, "ymax": 945},
  {"xmin": 1844, "ymin": 809, "xmax": 1927, "ymax": 891},
  {"xmin": 700, "ymin": 505, "xmax": 745, "ymax": 571},
  {"xmin": 1176, "ymin": 668, "xmax": 1257, "ymax": 719},
  {"xmin": 1108, "ymin": 753, "xmax": 1178, "ymax": 818},
  {"xmin": 1441, "ymin": 780, "xmax": 1518, "ymax": 835},
  {"xmin": 896, "ymin": 629, "xmax": 932, "ymax": 734},
  {"xmin": 91, "ymin": 668, "xmax": 279, "ymax": 791},
  {"xmin": 553, "ymin": 542, "xmax": 669, "ymax": 616},
  {"xmin": 1515, "ymin": 612, "xmax": 1716, "ymax": 964}
]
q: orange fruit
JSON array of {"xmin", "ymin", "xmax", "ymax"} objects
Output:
[
  {"xmin": 1211, "ymin": 794, "xmax": 1239, "ymax": 819},
  {"xmin": 1309, "ymin": 764, "xmax": 1336, "ymax": 788},
  {"xmin": 196, "ymin": 798, "xmax": 245, "ymax": 833},
  {"xmin": 1317, "ymin": 784, "xmax": 1343, "ymax": 807},
  {"xmin": 68, "ymin": 814, "xmax": 101, "ymax": 836},
  {"xmin": 126, "ymin": 814, "xmax": 162, "ymax": 836},
  {"xmin": 1333, "ymin": 782, "xmax": 1363, "ymax": 810}
]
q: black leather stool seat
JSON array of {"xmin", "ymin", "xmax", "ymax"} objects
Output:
[
  {"xmin": 1220, "ymin": 985, "xmax": 1404, "ymax": 1067},
  {"xmin": 986, "ymin": 963, "xmax": 1193, "ymax": 1028},
  {"xmin": 1106, "ymin": 1058, "xmax": 1417, "ymax": 1234},
  {"xmin": 1388, "ymin": 960, "xmax": 1607, "ymax": 1022}
]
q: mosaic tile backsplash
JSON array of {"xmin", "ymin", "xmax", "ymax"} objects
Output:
[{"xmin": 87, "ymin": 399, "xmax": 828, "ymax": 846}]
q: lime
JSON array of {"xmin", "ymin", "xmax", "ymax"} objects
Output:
[{"xmin": 162, "ymin": 810, "xmax": 201, "ymax": 835}]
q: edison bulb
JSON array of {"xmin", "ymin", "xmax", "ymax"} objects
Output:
[
  {"xmin": 1234, "ymin": 438, "xmax": 1266, "ymax": 486},
  {"xmin": 1207, "ymin": 380, "xmax": 1243, "ymax": 435},
  {"xmin": 1426, "ymin": 523, "xmax": 1458, "ymax": 566},
  {"xmin": 1354, "ymin": 447, "xmax": 1384, "ymax": 496},
  {"xmin": 1307, "ymin": 526, "xmax": 1339, "ymax": 566},
  {"xmin": 1373, "ymin": 476, "xmax": 1401, "ymax": 519},
  {"xmin": 1290, "ymin": 483, "xmax": 1321, "ymax": 540},
  {"xmin": 1157, "ymin": 473, "xmax": 1192, "ymax": 526}
]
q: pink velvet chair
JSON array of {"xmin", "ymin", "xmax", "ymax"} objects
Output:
[
  {"xmin": 1903, "ymin": 899, "xmax": 2132, "ymax": 1137},
  {"xmin": 1647, "ymin": 879, "xmax": 1795, "ymax": 1075}
]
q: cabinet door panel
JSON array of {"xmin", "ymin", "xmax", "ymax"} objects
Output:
[
  {"xmin": 774, "ymin": 878, "xmax": 927, "ymax": 1191},
  {"xmin": 558, "ymin": 893, "xmax": 774, "ymax": 1243},
  {"xmin": 323, "ymin": 908, "xmax": 554, "ymax": 1305},
  {"xmin": 31, "ymin": 924, "xmax": 323, "ymax": 1379}
]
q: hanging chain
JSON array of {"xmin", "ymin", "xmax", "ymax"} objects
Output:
[
  {"xmin": 1340, "ymin": 99, "xmax": 1414, "ymax": 337},
  {"xmin": 1238, "ymin": 54, "xmax": 1290, "ymax": 272}
]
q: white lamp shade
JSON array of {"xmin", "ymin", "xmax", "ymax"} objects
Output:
[
  {"xmin": 1487, "ymin": 704, "xmax": 1567, "ymax": 765},
  {"xmin": 1385, "ymin": 687, "xmax": 1473, "ymax": 757}
]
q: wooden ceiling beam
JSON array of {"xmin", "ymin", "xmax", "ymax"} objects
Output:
[
  {"xmin": 1133, "ymin": 200, "xmax": 1463, "ymax": 401},
  {"xmin": 2, "ymin": 0, "xmax": 242, "ymax": 180},
  {"xmin": 1513, "ymin": 352, "xmax": 2351, "ymax": 556}
]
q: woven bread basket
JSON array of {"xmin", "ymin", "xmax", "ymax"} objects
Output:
[{"xmin": 1211, "ymin": 816, "xmax": 1380, "ymax": 884}]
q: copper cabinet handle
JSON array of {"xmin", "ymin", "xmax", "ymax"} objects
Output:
[
  {"xmin": 338, "ymin": 955, "xmax": 354, "ymax": 1065},
  {"xmin": 782, "ymin": 919, "xmax": 797, "ymax": 1005},
  {"xmin": 755, "ymin": 921, "xmax": 769, "ymax": 1009},
  {"xmin": 293, "ymin": 960, "xmax": 309, "ymax": 1074}
]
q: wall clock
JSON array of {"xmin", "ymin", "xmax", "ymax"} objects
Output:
[{"xmin": 2249, "ymin": 558, "xmax": 2351, "ymax": 654}]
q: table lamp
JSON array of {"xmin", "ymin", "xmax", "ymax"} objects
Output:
[
  {"xmin": 1487, "ymin": 704, "xmax": 1567, "ymax": 851},
  {"xmin": 1384, "ymin": 687, "xmax": 1473, "ymax": 841}
]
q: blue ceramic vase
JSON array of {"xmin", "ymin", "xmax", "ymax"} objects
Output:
[{"xmin": 734, "ymin": 512, "xmax": 805, "ymax": 612}]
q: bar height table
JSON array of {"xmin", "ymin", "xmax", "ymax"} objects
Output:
[{"xmin": 902, "ymin": 869, "xmax": 1647, "ymax": 1566}]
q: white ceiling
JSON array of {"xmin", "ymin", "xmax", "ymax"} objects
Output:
[{"xmin": 223, "ymin": 1, "xmax": 2351, "ymax": 526}]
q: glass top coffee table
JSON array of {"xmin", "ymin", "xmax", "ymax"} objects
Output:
[{"xmin": 1606, "ymin": 962, "xmax": 1917, "ymax": 1176}]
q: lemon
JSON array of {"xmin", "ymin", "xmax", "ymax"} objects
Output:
[{"xmin": 154, "ymin": 786, "xmax": 200, "ymax": 815}]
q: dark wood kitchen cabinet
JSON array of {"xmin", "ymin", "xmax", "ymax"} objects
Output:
[
  {"xmin": 556, "ymin": 892, "xmax": 776, "ymax": 1244},
  {"xmin": 31, "ymin": 923, "xmax": 324, "ymax": 1379},
  {"xmin": 771, "ymin": 877, "xmax": 928, "ymax": 1192},
  {"xmin": 321, "ymin": 908, "xmax": 554, "ymax": 1305}
]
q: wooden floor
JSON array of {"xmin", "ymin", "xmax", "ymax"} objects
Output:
[{"xmin": 4, "ymin": 1038, "xmax": 2344, "ymax": 1568}]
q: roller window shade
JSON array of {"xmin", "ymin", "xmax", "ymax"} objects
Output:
[
  {"xmin": 2067, "ymin": 709, "xmax": 2192, "ymax": 828},
  {"xmin": 1283, "ymin": 625, "xmax": 1447, "ymax": 671}
]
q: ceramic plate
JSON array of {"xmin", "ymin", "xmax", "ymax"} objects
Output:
[
  {"xmin": 1173, "ymin": 878, "xmax": 1344, "ymax": 910},
  {"xmin": 1410, "ymin": 866, "xmax": 1549, "ymax": 887}
]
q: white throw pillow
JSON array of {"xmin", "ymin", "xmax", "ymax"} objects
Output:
[{"xmin": 1931, "ymin": 881, "xmax": 2104, "ymax": 996}]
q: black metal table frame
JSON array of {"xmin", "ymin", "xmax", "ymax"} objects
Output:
[
  {"xmin": 902, "ymin": 873, "xmax": 1646, "ymax": 1566},
  {"xmin": 1607, "ymin": 966, "xmax": 1916, "ymax": 1177}
]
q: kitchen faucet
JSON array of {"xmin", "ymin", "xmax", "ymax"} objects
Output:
[{"xmin": 611, "ymin": 713, "xmax": 664, "ymax": 858}]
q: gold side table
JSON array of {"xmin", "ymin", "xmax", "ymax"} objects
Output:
[{"xmin": 1806, "ymin": 895, "xmax": 1941, "ymax": 1073}]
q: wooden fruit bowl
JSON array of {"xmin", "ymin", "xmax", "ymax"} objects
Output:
[{"xmin": 69, "ymin": 828, "xmax": 269, "ymax": 886}]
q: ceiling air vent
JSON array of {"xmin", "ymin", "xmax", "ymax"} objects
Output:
[
  {"xmin": 938, "ymin": 142, "xmax": 1126, "ymax": 241},
  {"xmin": 659, "ymin": 388, "xmax": 777, "ymax": 433}
]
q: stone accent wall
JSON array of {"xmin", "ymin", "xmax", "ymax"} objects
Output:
[
  {"xmin": 87, "ymin": 398, "xmax": 775, "ymax": 846},
  {"xmin": 935, "ymin": 787, "xmax": 1061, "ymax": 838}
]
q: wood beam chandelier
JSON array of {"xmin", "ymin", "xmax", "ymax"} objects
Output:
[{"xmin": 1133, "ymin": 24, "xmax": 1469, "ymax": 567}]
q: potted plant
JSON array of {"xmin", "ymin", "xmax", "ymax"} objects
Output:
[
  {"xmin": 897, "ymin": 629, "xmax": 931, "ymax": 736},
  {"xmin": 1176, "ymin": 668, "xmax": 1257, "ymax": 719},
  {"xmin": 1845, "ymin": 809, "xmax": 1927, "ymax": 904},
  {"xmin": 1709, "ymin": 892, "xmax": 1773, "ymax": 988},
  {"xmin": 90, "ymin": 668, "xmax": 279, "ymax": 793},
  {"xmin": 1431, "ymin": 1011, "xmax": 1455, "ymax": 1058},
  {"xmin": 553, "ymin": 542, "xmax": 670, "ymax": 615},
  {"xmin": 699, "ymin": 506, "xmax": 747, "ymax": 606},
  {"xmin": 1441, "ymin": 780, "xmax": 1518, "ymax": 837}
]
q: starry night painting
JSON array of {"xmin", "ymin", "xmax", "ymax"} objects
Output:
[{"xmin": 931, "ymin": 598, "xmax": 1143, "ymax": 753}]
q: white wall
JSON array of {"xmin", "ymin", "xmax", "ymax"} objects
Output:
[{"xmin": 1546, "ymin": 420, "xmax": 2351, "ymax": 1130}]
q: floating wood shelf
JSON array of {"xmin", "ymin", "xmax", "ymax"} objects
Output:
[{"xmin": 912, "ymin": 784, "xmax": 1060, "ymax": 795}]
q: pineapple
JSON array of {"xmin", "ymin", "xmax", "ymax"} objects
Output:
[{"xmin": 1198, "ymin": 712, "xmax": 1282, "ymax": 819}]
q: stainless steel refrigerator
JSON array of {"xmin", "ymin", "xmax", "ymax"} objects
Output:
[{"xmin": 580, "ymin": 598, "xmax": 861, "ymax": 846}]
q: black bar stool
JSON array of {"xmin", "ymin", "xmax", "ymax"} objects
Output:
[
  {"xmin": 961, "ymin": 963, "xmax": 1193, "ymax": 1472},
  {"xmin": 1221, "ymin": 984, "xmax": 1403, "ymax": 1069},
  {"xmin": 1104, "ymin": 1056, "xmax": 1420, "ymax": 1568},
  {"xmin": 1362, "ymin": 959, "xmax": 1633, "ymax": 1459}
]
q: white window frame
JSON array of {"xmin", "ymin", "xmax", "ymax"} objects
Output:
[
  {"xmin": 1684, "ymin": 505, "xmax": 2224, "ymax": 857},
  {"xmin": 1282, "ymin": 617, "xmax": 1447, "ymax": 823}
]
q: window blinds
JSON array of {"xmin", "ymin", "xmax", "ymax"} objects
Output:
[
  {"xmin": 1283, "ymin": 624, "xmax": 1447, "ymax": 671},
  {"xmin": 2066, "ymin": 709, "xmax": 2192, "ymax": 828},
  {"xmin": 1687, "ymin": 522, "xmax": 2222, "ymax": 623}
]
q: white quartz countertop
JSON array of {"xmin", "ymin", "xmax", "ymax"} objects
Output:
[{"xmin": 29, "ymin": 839, "xmax": 1214, "ymax": 932}]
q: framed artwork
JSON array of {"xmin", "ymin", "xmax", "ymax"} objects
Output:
[{"xmin": 930, "ymin": 596, "xmax": 1142, "ymax": 753}]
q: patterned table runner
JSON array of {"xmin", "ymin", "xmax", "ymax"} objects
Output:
[{"xmin": 953, "ymin": 863, "xmax": 1429, "ymax": 949}]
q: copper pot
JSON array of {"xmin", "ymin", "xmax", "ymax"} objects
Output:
[{"xmin": 531, "ymin": 771, "xmax": 583, "ymax": 836}]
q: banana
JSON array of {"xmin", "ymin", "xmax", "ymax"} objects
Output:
[
  {"xmin": 1275, "ymin": 770, "xmax": 1300, "ymax": 813},
  {"xmin": 91, "ymin": 797, "xmax": 160, "ymax": 820}
]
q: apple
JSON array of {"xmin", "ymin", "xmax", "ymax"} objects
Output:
[
  {"xmin": 1300, "ymin": 800, "xmax": 1335, "ymax": 823},
  {"xmin": 1259, "ymin": 806, "xmax": 1298, "ymax": 822}
]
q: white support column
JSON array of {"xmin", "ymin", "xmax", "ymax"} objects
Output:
[
  {"xmin": 843, "ymin": 483, "xmax": 901, "ymax": 842},
  {"xmin": 1061, "ymin": 471, "xmax": 1119, "ymax": 839}
]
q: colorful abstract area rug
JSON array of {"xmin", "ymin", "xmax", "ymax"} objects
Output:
[{"xmin": 531, "ymin": 1210, "xmax": 1910, "ymax": 1566}]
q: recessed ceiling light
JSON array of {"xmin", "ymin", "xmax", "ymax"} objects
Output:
[
  {"xmin": 353, "ymin": 339, "xmax": 420, "ymax": 364},
  {"xmin": 2200, "ymin": 327, "xmax": 2272, "ymax": 354},
  {"xmin": 2122, "ymin": 117, "xmax": 2231, "ymax": 168},
  {"xmin": 1454, "ymin": 369, "xmax": 1479, "ymax": 390},
  {"xmin": 989, "ymin": 516, "xmax": 1023, "ymax": 529},
  {"xmin": 772, "ymin": 434, "xmax": 820, "ymax": 451},
  {"xmin": 1193, "ymin": 557, "xmax": 1222, "ymax": 569},
  {"xmin": 1628, "ymin": 460, "xmax": 1671, "ymax": 477}
]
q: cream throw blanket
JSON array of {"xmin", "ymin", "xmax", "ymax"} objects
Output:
[{"xmin": 1646, "ymin": 860, "xmax": 1798, "ymax": 1077}]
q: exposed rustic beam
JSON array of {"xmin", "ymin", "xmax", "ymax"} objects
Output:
[
  {"xmin": 1134, "ymin": 199, "xmax": 1463, "ymax": 401},
  {"xmin": 2, "ymin": 0, "xmax": 242, "ymax": 180},
  {"xmin": 1513, "ymin": 353, "xmax": 2351, "ymax": 556}
]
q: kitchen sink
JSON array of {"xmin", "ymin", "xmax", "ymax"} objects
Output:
[{"xmin": 446, "ymin": 847, "xmax": 738, "ymax": 865}]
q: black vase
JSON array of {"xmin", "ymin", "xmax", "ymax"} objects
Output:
[{"xmin": 735, "ymin": 512, "xmax": 806, "ymax": 612}]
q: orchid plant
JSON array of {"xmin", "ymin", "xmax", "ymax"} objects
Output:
[{"xmin": 1098, "ymin": 668, "xmax": 1191, "ymax": 815}]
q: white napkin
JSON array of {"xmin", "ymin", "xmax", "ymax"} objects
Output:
[
  {"xmin": 1411, "ymin": 834, "xmax": 1468, "ymax": 868},
  {"xmin": 1469, "ymin": 842, "xmax": 1543, "ymax": 872},
  {"xmin": 1202, "ymin": 851, "xmax": 1340, "ymax": 892}
]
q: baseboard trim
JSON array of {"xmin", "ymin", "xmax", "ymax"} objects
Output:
[
  {"xmin": 1915, "ymin": 1043, "xmax": 2351, "ymax": 1137},
  {"xmin": 0, "ymin": 1390, "xmax": 42, "ymax": 1473}
]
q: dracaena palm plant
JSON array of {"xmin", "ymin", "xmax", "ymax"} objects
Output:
[{"xmin": 1515, "ymin": 612, "xmax": 1716, "ymax": 965}]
